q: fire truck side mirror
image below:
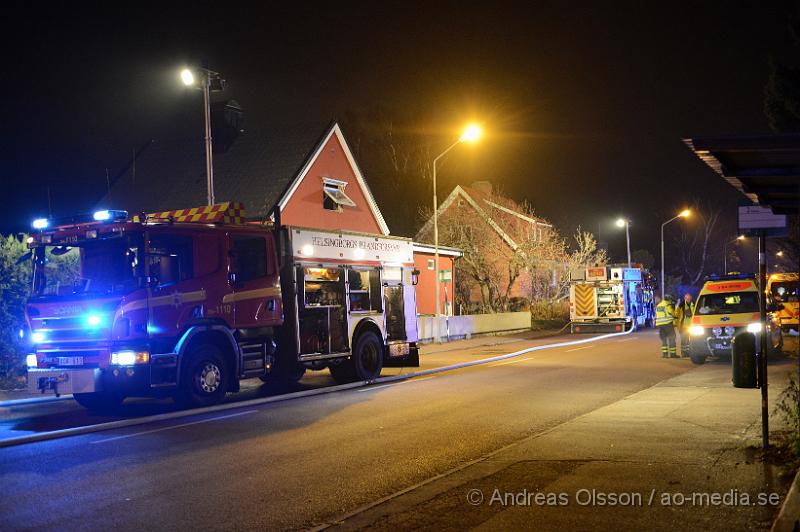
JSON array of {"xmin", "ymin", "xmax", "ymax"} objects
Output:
[{"xmin": 411, "ymin": 269, "xmax": 420, "ymax": 286}]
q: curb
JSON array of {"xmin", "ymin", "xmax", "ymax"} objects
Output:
[
  {"xmin": 772, "ymin": 468, "xmax": 800, "ymax": 532},
  {"xmin": 0, "ymin": 327, "xmax": 633, "ymax": 448}
]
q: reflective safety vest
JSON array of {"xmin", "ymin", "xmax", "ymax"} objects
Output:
[{"xmin": 655, "ymin": 300, "xmax": 675, "ymax": 327}]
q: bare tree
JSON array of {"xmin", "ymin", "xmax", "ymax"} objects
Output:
[{"xmin": 675, "ymin": 200, "xmax": 722, "ymax": 284}]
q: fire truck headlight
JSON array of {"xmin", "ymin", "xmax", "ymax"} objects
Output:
[
  {"xmin": 111, "ymin": 350, "xmax": 150, "ymax": 366},
  {"xmin": 712, "ymin": 327, "xmax": 722, "ymax": 337},
  {"xmin": 32, "ymin": 218, "xmax": 49, "ymax": 230},
  {"xmin": 724, "ymin": 326, "xmax": 736, "ymax": 336},
  {"xmin": 690, "ymin": 325, "xmax": 705, "ymax": 336},
  {"xmin": 31, "ymin": 332, "xmax": 46, "ymax": 343},
  {"xmin": 26, "ymin": 354, "xmax": 38, "ymax": 368},
  {"xmin": 747, "ymin": 322, "xmax": 763, "ymax": 333}
]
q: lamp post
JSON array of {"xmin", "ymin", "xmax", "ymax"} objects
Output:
[
  {"xmin": 722, "ymin": 235, "xmax": 745, "ymax": 274},
  {"xmin": 432, "ymin": 124, "xmax": 481, "ymax": 342},
  {"xmin": 616, "ymin": 218, "xmax": 631, "ymax": 267},
  {"xmin": 181, "ymin": 67, "xmax": 225, "ymax": 206},
  {"xmin": 660, "ymin": 209, "xmax": 690, "ymax": 299}
]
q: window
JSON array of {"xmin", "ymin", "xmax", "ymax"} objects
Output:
[
  {"xmin": 322, "ymin": 178, "xmax": 356, "ymax": 211},
  {"xmin": 348, "ymin": 269, "xmax": 382, "ymax": 312},
  {"xmin": 304, "ymin": 268, "xmax": 343, "ymax": 307},
  {"xmin": 148, "ymin": 234, "xmax": 193, "ymax": 286},
  {"xmin": 427, "ymin": 259, "xmax": 435, "ymax": 270},
  {"xmin": 232, "ymin": 236, "xmax": 270, "ymax": 283},
  {"xmin": 696, "ymin": 292, "xmax": 760, "ymax": 315},
  {"xmin": 772, "ymin": 281, "xmax": 799, "ymax": 303}
]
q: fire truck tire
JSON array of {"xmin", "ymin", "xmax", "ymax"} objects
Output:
[
  {"xmin": 352, "ymin": 331, "xmax": 384, "ymax": 380},
  {"xmin": 73, "ymin": 392, "xmax": 124, "ymax": 413},
  {"xmin": 329, "ymin": 331, "xmax": 384, "ymax": 383},
  {"xmin": 176, "ymin": 344, "xmax": 229, "ymax": 407}
]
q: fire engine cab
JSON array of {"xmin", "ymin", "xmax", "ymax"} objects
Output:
[{"xmin": 23, "ymin": 203, "xmax": 420, "ymax": 410}]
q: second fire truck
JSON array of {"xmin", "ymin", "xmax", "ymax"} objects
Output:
[
  {"xmin": 568, "ymin": 265, "xmax": 655, "ymax": 333},
  {"xmin": 23, "ymin": 203, "xmax": 420, "ymax": 410}
]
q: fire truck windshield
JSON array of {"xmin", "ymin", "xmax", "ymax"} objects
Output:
[
  {"xmin": 31, "ymin": 233, "xmax": 144, "ymax": 299},
  {"xmin": 772, "ymin": 281, "xmax": 799, "ymax": 303}
]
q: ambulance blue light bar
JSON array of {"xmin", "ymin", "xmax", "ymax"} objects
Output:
[
  {"xmin": 706, "ymin": 273, "xmax": 755, "ymax": 281},
  {"xmin": 93, "ymin": 210, "xmax": 128, "ymax": 222}
]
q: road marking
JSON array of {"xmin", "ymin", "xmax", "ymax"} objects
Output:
[
  {"xmin": 91, "ymin": 410, "xmax": 258, "ymax": 444},
  {"xmin": 357, "ymin": 376, "xmax": 436, "ymax": 392},
  {"xmin": 488, "ymin": 357, "xmax": 534, "ymax": 367},
  {"xmin": 617, "ymin": 337, "xmax": 636, "ymax": 342},
  {"xmin": 565, "ymin": 345, "xmax": 593, "ymax": 352}
]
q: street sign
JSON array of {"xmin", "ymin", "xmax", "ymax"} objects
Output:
[
  {"xmin": 438, "ymin": 269, "xmax": 452, "ymax": 282},
  {"xmin": 738, "ymin": 205, "xmax": 788, "ymax": 237}
]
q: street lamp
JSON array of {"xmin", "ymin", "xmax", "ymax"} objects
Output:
[
  {"xmin": 180, "ymin": 66, "xmax": 225, "ymax": 206},
  {"xmin": 660, "ymin": 209, "xmax": 690, "ymax": 299},
  {"xmin": 723, "ymin": 235, "xmax": 745, "ymax": 274},
  {"xmin": 616, "ymin": 218, "xmax": 631, "ymax": 267},
  {"xmin": 432, "ymin": 123, "xmax": 482, "ymax": 342}
]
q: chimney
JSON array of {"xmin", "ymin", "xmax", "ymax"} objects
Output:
[{"xmin": 471, "ymin": 180, "xmax": 492, "ymax": 195}]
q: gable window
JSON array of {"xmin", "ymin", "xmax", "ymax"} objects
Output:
[{"xmin": 322, "ymin": 177, "xmax": 356, "ymax": 211}]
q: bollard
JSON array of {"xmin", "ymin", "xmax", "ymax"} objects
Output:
[{"xmin": 731, "ymin": 332, "xmax": 758, "ymax": 388}]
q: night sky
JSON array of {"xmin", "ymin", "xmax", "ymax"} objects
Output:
[{"xmin": 1, "ymin": 2, "xmax": 796, "ymax": 264}]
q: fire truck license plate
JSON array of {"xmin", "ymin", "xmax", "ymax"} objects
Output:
[{"xmin": 57, "ymin": 357, "xmax": 84, "ymax": 366}]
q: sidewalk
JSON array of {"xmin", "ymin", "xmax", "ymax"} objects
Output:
[{"xmin": 334, "ymin": 357, "xmax": 797, "ymax": 531}]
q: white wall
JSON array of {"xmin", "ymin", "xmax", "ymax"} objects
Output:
[{"xmin": 417, "ymin": 312, "xmax": 530, "ymax": 342}]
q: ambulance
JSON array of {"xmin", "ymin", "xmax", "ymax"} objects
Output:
[
  {"xmin": 687, "ymin": 274, "xmax": 783, "ymax": 365},
  {"xmin": 766, "ymin": 272, "xmax": 799, "ymax": 333}
]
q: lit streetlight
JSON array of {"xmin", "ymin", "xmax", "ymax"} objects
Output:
[
  {"xmin": 180, "ymin": 66, "xmax": 225, "ymax": 206},
  {"xmin": 432, "ymin": 123, "xmax": 482, "ymax": 342},
  {"xmin": 660, "ymin": 209, "xmax": 690, "ymax": 299},
  {"xmin": 616, "ymin": 217, "xmax": 631, "ymax": 267},
  {"xmin": 723, "ymin": 235, "xmax": 745, "ymax": 274}
]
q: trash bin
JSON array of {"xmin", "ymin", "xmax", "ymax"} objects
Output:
[{"xmin": 731, "ymin": 332, "xmax": 758, "ymax": 388}]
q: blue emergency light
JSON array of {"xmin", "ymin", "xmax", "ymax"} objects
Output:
[{"xmin": 93, "ymin": 210, "xmax": 128, "ymax": 222}]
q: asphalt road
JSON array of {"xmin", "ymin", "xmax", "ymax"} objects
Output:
[{"xmin": 0, "ymin": 330, "xmax": 741, "ymax": 530}]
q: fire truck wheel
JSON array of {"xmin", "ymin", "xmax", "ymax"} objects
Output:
[
  {"xmin": 177, "ymin": 344, "xmax": 228, "ymax": 407},
  {"xmin": 352, "ymin": 330, "xmax": 384, "ymax": 381},
  {"xmin": 73, "ymin": 392, "xmax": 124, "ymax": 413}
]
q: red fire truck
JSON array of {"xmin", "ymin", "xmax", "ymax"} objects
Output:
[{"xmin": 23, "ymin": 203, "xmax": 420, "ymax": 410}]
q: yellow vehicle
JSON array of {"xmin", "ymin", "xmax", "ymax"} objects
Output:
[
  {"xmin": 766, "ymin": 273, "xmax": 798, "ymax": 333},
  {"xmin": 688, "ymin": 274, "xmax": 782, "ymax": 365}
]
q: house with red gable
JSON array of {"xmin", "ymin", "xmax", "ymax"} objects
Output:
[
  {"xmin": 101, "ymin": 120, "xmax": 389, "ymax": 236},
  {"xmin": 415, "ymin": 181, "xmax": 552, "ymax": 314}
]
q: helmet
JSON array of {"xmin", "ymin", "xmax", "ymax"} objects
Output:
[{"xmin": 664, "ymin": 294, "xmax": 675, "ymax": 303}]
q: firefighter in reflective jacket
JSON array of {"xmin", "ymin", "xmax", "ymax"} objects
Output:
[{"xmin": 655, "ymin": 295, "xmax": 678, "ymax": 358}]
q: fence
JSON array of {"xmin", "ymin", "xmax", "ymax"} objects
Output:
[{"xmin": 417, "ymin": 311, "xmax": 531, "ymax": 343}]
